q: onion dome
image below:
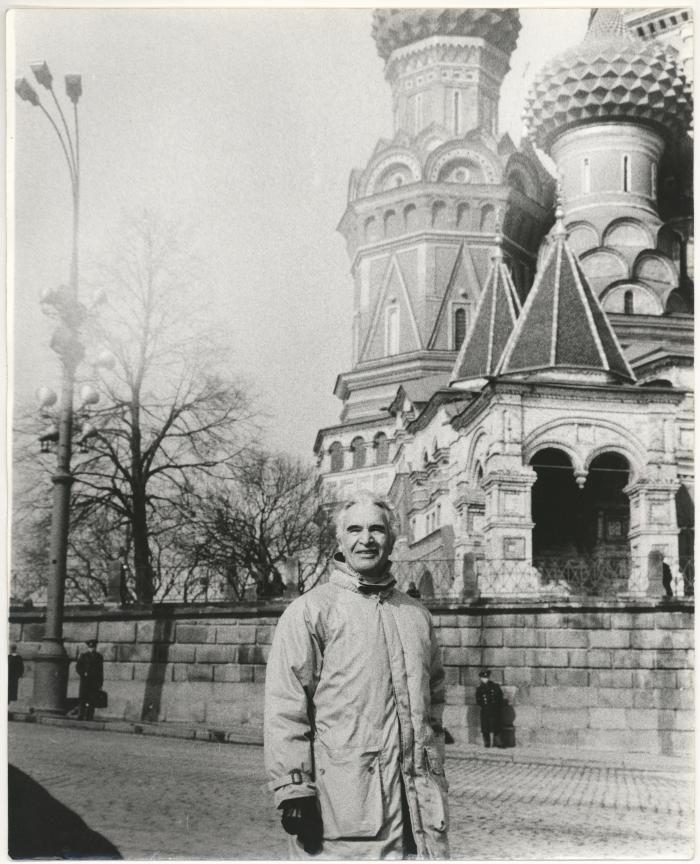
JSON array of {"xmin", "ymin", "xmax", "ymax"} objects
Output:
[
  {"xmin": 523, "ymin": 8, "xmax": 693, "ymax": 150},
  {"xmin": 496, "ymin": 200, "xmax": 635, "ymax": 383},
  {"xmin": 451, "ymin": 232, "xmax": 521, "ymax": 388},
  {"xmin": 372, "ymin": 8, "xmax": 521, "ymax": 62}
]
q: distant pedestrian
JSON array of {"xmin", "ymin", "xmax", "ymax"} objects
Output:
[
  {"xmin": 76, "ymin": 640, "xmax": 104, "ymax": 721},
  {"xmin": 406, "ymin": 581, "xmax": 421, "ymax": 599},
  {"xmin": 476, "ymin": 669, "xmax": 504, "ymax": 748},
  {"xmin": 8, "ymin": 644, "xmax": 24, "ymax": 703},
  {"xmin": 662, "ymin": 558, "xmax": 673, "ymax": 598}
]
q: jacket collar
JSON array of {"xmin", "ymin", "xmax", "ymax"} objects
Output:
[{"xmin": 331, "ymin": 553, "xmax": 396, "ymax": 596}]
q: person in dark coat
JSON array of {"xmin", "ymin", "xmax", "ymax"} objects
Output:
[
  {"xmin": 76, "ymin": 640, "xmax": 104, "ymax": 721},
  {"xmin": 8, "ymin": 645, "xmax": 24, "ymax": 703},
  {"xmin": 476, "ymin": 669, "xmax": 504, "ymax": 748},
  {"xmin": 662, "ymin": 559, "xmax": 674, "ymax": 598}
]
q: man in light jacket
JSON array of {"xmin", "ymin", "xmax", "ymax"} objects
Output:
[{"xmin": 264, "ymin": 492, "xmax": 449, "ymax": 859}]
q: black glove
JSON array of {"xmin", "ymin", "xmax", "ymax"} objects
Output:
[{"xmin": 281, "ymin": 796, "xmax": 323, "ymax": 855}]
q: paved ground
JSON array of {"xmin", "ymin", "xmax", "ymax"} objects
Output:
[{"xmin": 8, "ymin": 722, "xmax": 693, "ymax": 860}]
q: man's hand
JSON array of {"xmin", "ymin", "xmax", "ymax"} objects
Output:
[{"xmin": 280, "ymin": 796, "xmax": 323, "ymax": 854}]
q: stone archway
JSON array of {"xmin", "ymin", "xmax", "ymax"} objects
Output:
[
  {"xmin": 530, "ymin": 448, "xmax": 580, "ymax": 559},
  {"xmin": 676, "ymin": 484, "xmax": 694, "ymax": 596},
  {"xmin": 581, "ymin": 453, "xmax": 631, "ymax": 562},
  {"xmin": 530, "ymin": 449, "xmax": 631, "ymax": 593}
]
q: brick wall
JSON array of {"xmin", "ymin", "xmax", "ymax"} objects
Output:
[{"xmin": 9, "ymin": 600, "xmax": 694, "ymax": 755}]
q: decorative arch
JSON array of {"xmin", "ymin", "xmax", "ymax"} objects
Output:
[
  {"xmin": 425, "ymin": 142, "xmax": 501, "ymax": 184},
  {"xmin": 384, "ymin": 209, "xmax": 399, "ymax": 238},
  {"xmin": 523, "ymin": 418, "xmax": 645, "ymax": 482},
  {"xmin": 480, "ymin": 203, "xmax": 496, "ymax": 232},
  {"xmin": 600, "ymin": 281, "xmax": 664, "ymax": 315},
  {"xmin": 603, "ymin": 218, "xmax": 653, "ymax": 250},
  {"xmin": 465, "ymin": 429, "xmax": 488, "ymax": 486},
  {"xmin": 404, "ymin": 203, "xmax": 419, "ymax": 231},
  {"xmin": 578, "ymin": 247, "xmax": 629, "ymax": 293},
  {"xmin": 456, "ymin": 202, "xmax": 470, "ymax": 229},
  {"xmin": 633, "ymin": 252, "xmax": 678, "ymax": 291},
  {"xmin": 361, "ymin": 148, "xmax": 423, "ymax": 197},
  {"xmin": 431, "ymin": 200, "xmax": 449, "ymax": 228},
  {"xmin": 567, "ymin": 222, "xmax": 599, "ymax": 256}
]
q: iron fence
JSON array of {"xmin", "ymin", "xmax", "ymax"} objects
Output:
[{"xmin": 390, "ymin": 556, "xmax": 695, "ymax": 600}]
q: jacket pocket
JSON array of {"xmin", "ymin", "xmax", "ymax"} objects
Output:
[{"xmin": 315, "ymin": 746, "xmax": 384, "ymax": 839}]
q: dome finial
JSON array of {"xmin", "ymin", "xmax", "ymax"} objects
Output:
[{"xmin": 553, "ymin": 180, "xmax": 567, "ymax": 240}]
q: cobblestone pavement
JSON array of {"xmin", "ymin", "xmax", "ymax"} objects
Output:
[{"xmin": 8, "ymin": 723, "xmax": 693, "ymax": 860}]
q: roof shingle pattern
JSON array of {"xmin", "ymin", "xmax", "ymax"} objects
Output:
[
  {"xmin": 371, "ymin": 8, "xmax": 521, "ymax": 61},
  {"xmin": 523, "ymin": 8, "xmax": 693, "ymax": 150}
]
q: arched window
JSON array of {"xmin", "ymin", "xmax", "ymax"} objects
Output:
[
  {"xmin": 350, "ymin": 437, "xmax": 366, "ymax": 470},
  {"xmin": 651, "ymin": 163, "xmax": 657, "ymax": 199},
  {"xmin": 329, "ymin": 442, "xmax": 344, "ymax": 473},
  {"xmin": 582, "ymin": 158, "xmax": 591, "ymax": 194},
  {"xmin": 453, "ymin": 90, "xmax": 460, "ymax": 136},
  {"xmin": 385, "ymin": 304, "xmax": 399, "ymax": 356},
  {"xmin": 622, "ymin": 155, "xmax": 631, "ymax": 192},
  {"xmin": 624, "ymin": 289, "xmax": 634, "ymax": 315},
  {"xmin": 453, "ymin": 307, "xmax": 467, "ymax": 350},
  {"xmin": 374, "ymin": 433, "xmax": 389, "ymax": 465},
  {"xmin": 436, "ymin": 503, "xmax": 441, "ymax": 526}
]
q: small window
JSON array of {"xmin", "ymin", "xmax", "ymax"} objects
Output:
[
  {"xmin": 622, "ymin": 155, "xmax": 631, "ymax": 192},
  {"xmin": 624, "ymin": 289, "xmax": 634, "ymax": 315},
  {"xmin": 648, "ymin": 22, "xmax": 656, "ymax": 33},
  {"xmin": 582, "ymin": 157, "xmax": 591, "ymax": 194},
  {"xmin": 329, "ymin": 442, "xmax": 344, "ymax": 473},
  {"xmin": 637, "ymin": 26, "xmax": 645, "ymax": 36},
  {"xmin": 659, "ymin": 19, "xmax": 667, "ymax": 29},
  {"xmin": 415, "ymin": 93, "xmax": 423, "ymax": 134},
  {"xmin": 454, "ymin": 307, "xmax": 467, "ymax": 350},
  {"xmin": 651, "ymin": 163, "xmax": 657, "ymax": 199},
  {"xmin": 453, "ymin": 91, "xmax": 460, "ymax": 136},
  {"xmin": 350, "ymin": 437, "xmax": 366, "ymax": 470},
  {"xmin": 681, "ymin": 12, "xmax": 688, "ymax": 22},
  {"xmin": 374, "ymin": 433, "xmax": 390, "ymax": 466},
  {"xmin": 436, "ymin": 503, "xmax": 441, "ymax": 526},
  {"xmin": 670, "ymin": 16, "xmax": 677, "ymax": 25}
]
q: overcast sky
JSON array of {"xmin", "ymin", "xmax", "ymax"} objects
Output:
[{"xmin": 9, "ymin": 6, "xmax": 591, "ymax": 462}]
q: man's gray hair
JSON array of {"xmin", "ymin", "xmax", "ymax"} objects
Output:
[{"xmin": 333, "ymin": 490, "xmax": 398, "ymax": 541}]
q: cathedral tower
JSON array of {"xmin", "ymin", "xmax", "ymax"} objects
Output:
[{"xmin": 316, "ymin": 9, "xmax": 551, "ymax": 499}]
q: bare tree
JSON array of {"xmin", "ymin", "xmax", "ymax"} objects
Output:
[
  {"xmin": 16, "ymin": 211, "xmax": 257, "ymax": 603},
  {"xmin": 183, "ymin": 450, "xmax": 335, "ymax": 600}
]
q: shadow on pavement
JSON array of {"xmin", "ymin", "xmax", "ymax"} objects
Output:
[{"xmin": 8, "ymin": 764, "xmax": 122, "ymax": 859}]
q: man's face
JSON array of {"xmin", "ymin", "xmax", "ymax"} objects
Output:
[
  {"xmin": 479, "ymin": 676, "xmax": 489, "ymax": 685},
  {"xmin": 338, "ymin": 501, "xmax": 394, "ymax": 580}
]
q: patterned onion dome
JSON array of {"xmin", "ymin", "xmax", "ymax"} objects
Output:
[
  {"xmin": 372, "ymin": 8, "xmax": 521, "ymax": 62},
  {"xmin": 523, "ymin": 8, "xmax": 693, "ymax": 150}
]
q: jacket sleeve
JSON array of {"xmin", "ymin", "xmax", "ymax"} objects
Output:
[
  {"xmin": 97, "ymin": 656, "xmax": 104, "ymax": 688},
  {"xmin": 264, "ymin": 598, "xmax": 322, "ymax": 808},
  {"xmin": 428, "ymin": 617, "xmax": 445, "ymax": 732}
]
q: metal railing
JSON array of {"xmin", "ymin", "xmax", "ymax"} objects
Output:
[{"xmin": 390, "ymin": 556, "xmax": 695, "ymax": 600}]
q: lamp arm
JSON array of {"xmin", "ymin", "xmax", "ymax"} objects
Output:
[
  {"xmin": 49, "ymin": 86, "xmax": 77, "ymax": 179},
  {"xmin": 38, "ymin": 102, "xmax": 76, "ymax": 185}
]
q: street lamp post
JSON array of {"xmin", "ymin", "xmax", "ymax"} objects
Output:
[{"xmin": 16, "ymin": 62, "xmax": 84, "ymax": 714}]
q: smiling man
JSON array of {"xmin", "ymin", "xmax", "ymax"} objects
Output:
[{"xmin": 264, "ymin": 492, "xmax": 449, "ymax": 860}]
